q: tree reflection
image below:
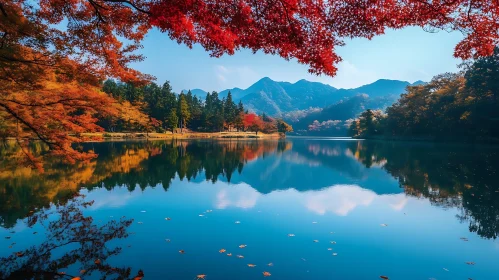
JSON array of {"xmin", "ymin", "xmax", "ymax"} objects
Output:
[
  {"xmin": 348, "ymin": 141, "xmax": 499, "ymax": 239},
  {"xmin": 0, "ymin": 140, "xmax": 291, "ymax": 228},
  {"xmin": 0, "ymin": 195, "xmax": 142, "ymax": 279}
]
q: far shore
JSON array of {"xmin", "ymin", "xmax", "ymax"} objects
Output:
[{"xmin": 80, "ymin": 131, "xmax": 285, "ymax": 141}]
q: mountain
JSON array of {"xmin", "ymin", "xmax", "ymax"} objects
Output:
[
  {"xmin": 184, "ymin": 78, "xmax": 425, "ymax": 116},
  {"xmin": 181, "ymin": 89, "xmax": 208, "ymax": 99}
]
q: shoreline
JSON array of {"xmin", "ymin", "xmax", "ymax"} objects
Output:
[
  {"xmin": 354, "ymin": 134, "xmax": 499, "ymax": 144},
  {"xmin": 80, "ymin": 131, "xmax": 285, "ymax": 141}
]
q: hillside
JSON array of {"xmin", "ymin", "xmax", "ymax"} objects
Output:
[{"xmin": 184, "ymin": 77, "xmax": 421, "ymax": 116}]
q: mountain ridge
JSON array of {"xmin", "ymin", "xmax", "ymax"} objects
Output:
[{"xmin": 183, "ymin": 77, "xmax": 425, "ymax": 116}]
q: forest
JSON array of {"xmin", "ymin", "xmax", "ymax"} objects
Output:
[
  {"xmin": 98, "ymin": 79, "xmax": 293, "ymax": 135},
  {"xmin": 350, "ymin": 48, "xmax": 499, "ymax": 142}
]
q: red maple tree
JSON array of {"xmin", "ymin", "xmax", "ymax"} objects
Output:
[{"xmin": 2, "ymin": 0, "xmax": 499, "ymax": 166}]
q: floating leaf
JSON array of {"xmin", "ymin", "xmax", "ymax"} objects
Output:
[
  {"xmin": 179, "ymin": 250, "xmax": 185, "ymax": 254},
  {"xmin": 227, "ymin": 253, "xmax": 232, "ymax": 256},
  {"xmin": 196, "ymin": 274, "xmax": 206, "ymax": 279},
  {"xmin": 219, "ymin": 249, "xmax": 226, "ymax": 253},
  {"xmin": 330, "ymin": 241, "xmax": 336, "ymax": 244},
  {"xmin": 267, "ymin": 263, "xmax": 273, "ymax": 266},
  {"xmin": 327, "ymin": 248, "xmax": 332, "ymax": 251},
  {"xmin": 312, "ymin": 222, "xmax": 318, "ymax": 224},
  {"xmin": 140, "ymin": 210, "xmax": 146, "ymax": 213},
  {"xmin": 33, "ymin": 232, "xmax": 37, "ymax": 235},
  {"xmin": 80, "ymin": 270, "xmax": 86, "ymax": 274},
  {"xmin": 247, "ymin": 264, "xmax": 256, "ymax": 267},
  {"xmin": 165, "ymin": 239, "xmax": 171, "ymax": 242},
  {"xmin": 165, "ymin": 217, "xmax": 171, "ymax": 221},
  {"xmin": 460, "ymin": 237, "xmax": 469, "ymax": 241},
  {"xmin": 71, "ymin": 277, "xmax": 81, "ymax": 280},
  {"xmin": 237, "ymin": 255, "xmax": 244, "ymax": 258},
  {"xmin": 235, "ymin": 221, "xmax": 241, "ymax": 224},
  {"xmin": 443, "ymin": 268, "xmax": 449, "ymax": 271},
  {"xmin": 263, "ymin": 271, "xmax": 271, "ymax": 277},
  {"xmin": 380, "ymin": 224, "xmax": 388, "ymax": 227},
  {"xmin": 5, "ymin": 237, "xmax": 11, "ymax": 239},
  {"xmin": 465, "ymin": 262, "xmax": 476, "ymax": 265},
  {"xmin": 239, "ymin": 244, "xmax": 247, "ymax": 248},
  {"xmin": 199, "ymin": 214, "xmax": 205, "ymax": 217},
  {"xmin": 380, "ymin": 276, "xmax": 389, "ymax": 279},
  {"xmin": 288, "ymin": 234, "xmax": 295, "ymax": 237},
  {"xmin": 206, "ymin": 210, "xmax": 213, "ymax": 213},
  {"xmin": 332, "ymin": 253, "xmax": 338, "ymax": 256},
  {"xmin": 94, "ymin": 259, "xmax": 101, "ymax": 265},
  {"xmin": 137, "ymin": 222, "xmax": 143, "ymax": 224}
]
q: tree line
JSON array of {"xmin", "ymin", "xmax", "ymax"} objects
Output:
[
  {"xmin": 100, "ymin": 80, "xmax": 293, "ymax": 134},
  {"xmin": 350, "ymin": 48, "xmax": 499, "ymax": 142}
]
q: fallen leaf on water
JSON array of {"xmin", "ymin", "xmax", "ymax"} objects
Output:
[
  {"xmin": 288, "ymin": 234, "xmax": 295, "ymax": 237},
  {"xmin": 465, "ymin": 262, "xmax": 475, "ymax": 265},
  {"xmin": 263, "ymin": 271, "xmax": 271, "ymax": 277},
  {"xmin": 196, "ymin": 274, "xmax": 206, "ymax": 280},
  {"xmin": 267, "ymin": 263, "xmax": 273, "ymax": 266},
  {"xmin": 5, "ymin": 237, "xmax": 11, "ymax": 239},
  {"xmin": 140, "ymin": 210, "xmax": 146, "ymax": 213},
  {"xmin": 330, "ymin": 232, "xmax": 335, "ymax": 234},
  {"xmin": 237, "ymin": 255, "xmax": 244, "ymax": 258},
  {"xmin": 330, "ymin": 241, "xmax": 337, "ymax": 244},
  {"xmin": 312, "ymin": 222, "xmax": 318, "ymax": 224},
  {"xmin": 33, "ymin": 232, "xmax": 37, "ymax": 235},
  {"xmin": 460, "ymin": 237, "xmax": 469, "ymax": 241},
  {"xmin": 380, "ymin": 276, "xmax": 389, "ymax": 280},
  {"xmin": 313, "ymin": 240, "xmax": 319, "ymax": 243},
  {"xmin": 179, "ymin": 250, "xmax": 185, "ymax": 254},
  {"xmin": 327, "ymin": 248, "xmax": 332, "ymax": 251},
  {"xmin": 332, "ymin": 253, "xmax": 338, "ymax": 256},
  {"xmin": 443, "ymin": 268, "xmax": 449, "ymax": 271},
  {"xmin": 227, "ymin": 253, "xmax": 232, "ymax": 256},
  {"xmin": 380, "ymin": 224, "xmax": 388, "ymax": 227},
  {"xmin": 219, "ymin": 249, "xmax": 226, "ymax": 253},
  {"xmin": 80, "ymin": 270, "xmax": 86, "ymax": 274},
  {"xmin": 137, "ymin": 222, "xmax": 143, "ymax": 224},
  {"xmin": 199, "ymin": 214, "xmax": 205, "ymax": 217},
  {"xmin": 235, "ymin": 221, "xmax": 241, "ymax": 224},
  {"xmin": 71, "ymin": 277, "xmax": 81, "ymax": 280},
  {"xmin": 165, "ymin": 239, "xmax": 171, "ymax": 242},
  {"xmin": 247, "ymin": 264, "xmax": 256, "ymax": 267},
  {"xmin": 239, "ymin": 244, "xmax": 247, "ymax": 248},
  {"xmin": 206, "ymin": 210, "xmax": 213, "ymax": 213},
  {"xmin": 165, "ymin": 217, "xmax": 171, "ymax": 221},
  {"xmin": 94, "ymin": 259, "xmax": 101, "ymax": 265}
]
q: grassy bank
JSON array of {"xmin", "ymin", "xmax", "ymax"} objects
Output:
[{"xmin": 81, "ymin": 131, "xmax": 284, "ymax": 140}]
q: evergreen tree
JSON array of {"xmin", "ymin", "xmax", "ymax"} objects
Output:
[{"xmin": 177, "ymin": 93, "xmax": 191, "ymax": 133}]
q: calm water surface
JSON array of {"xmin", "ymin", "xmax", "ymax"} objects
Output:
[{"xmin": 1, "ymin": 138, "xmax": 499, "ymax": 279}]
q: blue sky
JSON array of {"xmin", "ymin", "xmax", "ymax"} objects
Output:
[{"xmin": 131, "ymin": 27, "xmax": 464, "ymax": 93}]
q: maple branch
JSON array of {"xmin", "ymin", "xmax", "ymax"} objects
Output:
[
  {"xmin": 2, "ymin": 98, "xmax": 90, "ymax": 107},
  {"xmin": 102, "ymin": 0, "xmax": 151, "ymax": 15},
  {"xmin": 0, "ymin": 2, "xmax": 7, "ymax": 17}
]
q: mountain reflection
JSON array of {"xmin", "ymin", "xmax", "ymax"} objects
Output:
[{"xmin": 1, "ymin": 139, "xmax": 499, "ymax": 239}]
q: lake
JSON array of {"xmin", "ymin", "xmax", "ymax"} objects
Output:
[{"xmin": 1, "ymin": 138, "xmax": 498, "ymax": 279}]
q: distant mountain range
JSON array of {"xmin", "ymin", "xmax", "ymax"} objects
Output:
[{"xmin": 183, "ymin": 77, "xmax": 424, "ymax": 116}]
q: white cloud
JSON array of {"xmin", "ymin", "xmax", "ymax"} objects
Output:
[
  {"xmin": 215, "ymin": 183, "xmax": 261, "ymax": 209},
  {"xmin": 302, "ymin": 185, "xmax": 408, "ymax": 216}
]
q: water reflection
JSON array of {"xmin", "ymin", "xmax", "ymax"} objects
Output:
[
  {"xmin": 1, "ymin": 139, "xmax": 499, "ymax": 240},
  {"xmin": 0, "ymin": 195, "xmax": 141, "ymax": 279}
]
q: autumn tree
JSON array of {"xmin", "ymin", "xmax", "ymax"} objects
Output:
[
  {"xmin": 177, "ymin": 93, "xmax": 191, "ymax": 133},
  {"xmin": 277, "ymin": 120, "xmax": 294, "ymax": 134},
  {"xmin": 166, "ymin": 110, "xmax": 179, "ymax": 133},
  {"xmin": 4, "ymin": 0, "xmax": 499, "ymax": 166}
]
